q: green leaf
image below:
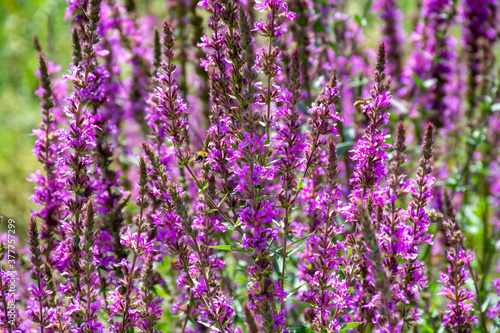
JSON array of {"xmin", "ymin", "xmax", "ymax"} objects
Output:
[
  {"xmin": 208, "ymin": 245, "xmax": 249, "ymax": 253},
  {"xmin": 285, "ymin": 283, "xmax": 306, "ymax": 301},
  {"xmin": 267, "ymin": 159, "xmax": 280, "ymax": 166},
  {"xmin": 257, "ymin": 194, "xmax": 276, "ymax": 202},
  {"xmin": 270, "ymin": 250, "xmax": 284, "ymax": 275},
  {"xmin": 198, "ymin": 208, "xmax": 218, "ymax": 214},
  {"xmin": 287, "ymin": 240, "xmax": 306, "ymax": 257},
  {"xmin": 198, "ymin": 321, "xmax": 220, "ymax": 331},
  {"xmin": 221, "ymin": 221, "xmax": 235, "ymax": 231},
  {"xmin": 297, "ymin": 180, "xmax": 304, "ymax": 191},
  {"xmin": 412, "ymin": 74, "xmax": 424, "ymax": 87},
  {"xmin": 289, "ymin": 324, "xmax": 318, "ymax": 333},
  {"xmin": 354, "ymin": 15, "xmax": 367, "ymax": 27},
  {"xmin": 289, "ymin": 233, "xmax": 311, "ymax": 247},
  {"xmin": 340, "ymin": 322, "xmax": 363, "ymax": 331},
  {"xmin": 208, "ymin": 245, "xmax": 232, "ymax": 251},
  {"xmin": 291, "ymin": 205, "xmax": 309, "ymax": 211},
  {"xmin": 218, "ymin": 192, "xmax": 229, "ymax": 207}
]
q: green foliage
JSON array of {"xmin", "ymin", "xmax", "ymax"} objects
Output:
[{"xmin": 0, "ymin": 0, "xmax": 70, "ymax": 235}]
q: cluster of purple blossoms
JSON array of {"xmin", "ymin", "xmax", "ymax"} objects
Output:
[
  {"xmin": 8, "ymin": 0, "xmax": 498, "ymax": 332},
  {"xmin": 373, "ymin": 0, "xmax": 405, "ymax": 80},
  {"xmin": 400, "ymin": 0, "xmax": 460, "ymax": 127}
]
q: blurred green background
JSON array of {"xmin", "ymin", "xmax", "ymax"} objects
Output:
[{"xmin": 0, "ymin": 0, "xmax": 71, "ymax": 238}]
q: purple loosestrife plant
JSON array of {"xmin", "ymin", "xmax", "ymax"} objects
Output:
[
  {"xmin": 298, "ymin": 140, "xmax": 349, "ymax": 332},
  {"xmin": 356, "ymin": 201, "xmax": 401, "ymax": 332},
  {"xmin": 437, "ymin": 218, "xmax": 477, "ymax": 332},
  {"xmin": 142, "ymin": 144, "xmax": 238, "ymax": 333},
  {"xmin": 80, "ymin": 202, "xmax": 103, "ymax": 332},
  {"xmin": 197, "ymin": 1, "xmax": 242, "ymax": 218},
  {"xmin": 137, "ymin": 254, "xmax": 162, "ymax": 333},
  {"xmin": 155, "ymin": 21, "xmax": 189, "ymax": 156},
  {"xmin": 254, "ymin": 0, "xmax": 296, "ymax": 138},
  {"xmin": 146, "ymin": 20, "xmax": 238, "ymax": 332},
  {"xmin": 401, "ymin": 0, "xmax": 459, "ymax": 127},
  {"xmin": 373, "ymin": 0, "xmax": 405, "ymax": 80},
  {"xmin": 462, "ymin": 0, "xmax": 499, "ymax": 117},
  {"xmin": 346, "ymin": 43, "xmax": 392, "ymax": 222},
  {"xmin": 27, "ymin": 218, "xmax": 54, "ymax": 333},
  {"xmin": 53, "ymin": 0, "xmax": 107, "ymax": 330},
  {"xmin": 107, "ymin": 156, "xmax": 155, "ymax": 332},
  {"xmin": 275, "ymin": 50, "xmax": 305, "ymax": 283},
  {"xmin": 387, "ymin": 122, "xmax": 435, "ymax": 330},
  {"xmin": 342, "ymin": 45, "xmax": 439, "ymax": 331},
  {"xmin": 296, "ymin": 74, "xmax": 342, "ymax": 235},
  {"xmin": 28, "ymin": 54, "xmax": 67, "ymax": 259},
  {"xmin": 21, "ymin": 0, "xmax": 500, "ymax": 331}
]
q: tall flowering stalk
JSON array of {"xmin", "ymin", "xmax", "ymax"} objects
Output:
[
  {"xmin": 107, "ymin": 157, "xmax": 155, "ymax": 332},
  {"xmin": 147, "ymin": 19, "xmax": 238, "ymax": 332},
  {"xmin": 462, "ymin": 0, "xmax": 498, "ymax": 117},
  {"xmin": 142, "ymin": 144, "xmax": 237, "ymax": 332},
  {"xmin": 80, "ymin": 202, "xmax": 103, "ymax": 332},
  {"xmin": 254, "ymin": 0, "xmax": 296, "ymax": 138},
  {"xmin": 295, "ymin": 72, "xmax": 341, "ymax": 237},
  {"xmin": 137, "ymin": 254, "xmax": 161, "ymax": 332},
  {"xmin": 55, "ymin": 0, "xmax": 106, "ymax": 329},
  {"xmin": 298, "ymin": 140, "xmax": 349, "ymax": 332},
  {"xmin": 401, "ymin": 0, "xmax": 459, "ymax": 127},
  {"xmin": 400, "ymin": 123, "xmax": 436, "ymax": 326},
  {"xmin": 198, "ymin": 0, "xmax": 239, "ymax": 117},
  {"xmin": 289, "ymin": 0, "xmax": 313, "ymax": 102},
  {"xmin": 438, "ymin": 218, "xmax": 477, "ymax": 332},
  {"xmin": 346, "ymin": 43, "xmax": 391, "ymax": 220},
  {"xmin": 356, "ymin": 202, "xmax": 398, "ymax": 331},
  {"xmin": 28, "ymin": 218, "xmax": 53, "ymax": 333},
  {"xmin": 155, "ymin": 21, "xmax": 190, "ymax": 165},
  {"xmin": 197, "ymin": 0, "xmax": 242, "ymax": 216},
  {"xmin": 376, "ymin": 121, "xmax": 410, "ymax": 329},
  {"xmin": 226, "ymin": 2, "xmax": 297, "ymax": 332},
  {"xmin": 28, "ymin": 54, "xmax": 67, "ymax": 259},
  {"xmin": 342, "ymin": 43, "xmax": 394, "ymax": 329},
  {"xmin": 275, "ymin": 50, "xmax": 305, "ymax": 282},
  {"xmin": 374, "ymin": 0, "xmax": 405, "ymax": 80}
]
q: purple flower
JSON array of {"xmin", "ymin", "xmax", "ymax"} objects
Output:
[
  {"xmin": 438, "ymin": 245, "xmax": 478, "ymax": 331},
  {"xmin": 373, "ymin": 0, "xmax": 405, "ymax": 79},
  {"xmin": 345, "ymin": 43, "xmax": 392, "ymax": 224}
]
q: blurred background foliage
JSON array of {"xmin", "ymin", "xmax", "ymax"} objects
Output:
[
  {"xmin": 1, "ymin": 0, "xmax": 70, "ymax": 237},
  {"xmin": 0, "ymin": 0, "xmax": 498, "ymax": 240}
]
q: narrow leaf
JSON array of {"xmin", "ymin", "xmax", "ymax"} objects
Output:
[{"xmin": 340, "ymin": 322, "xmax": 363, "ymax": 331}]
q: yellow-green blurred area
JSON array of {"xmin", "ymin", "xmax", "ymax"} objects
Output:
[{"xmin": 0, "ymin": 0, "xmax": 71, "ymax": 237}]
